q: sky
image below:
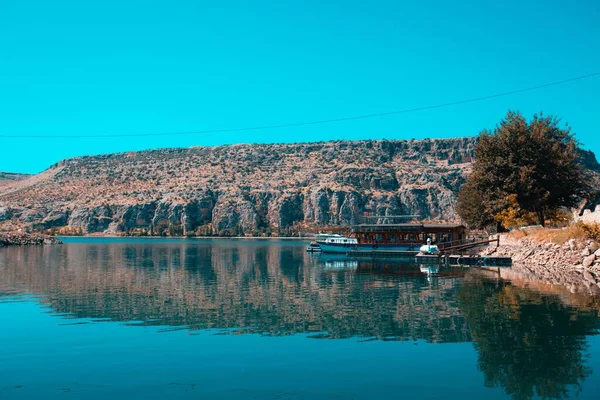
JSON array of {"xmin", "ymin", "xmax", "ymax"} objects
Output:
[{"xmin": 0, "ymin": 0, "xmax": 599, "ymax": 174}]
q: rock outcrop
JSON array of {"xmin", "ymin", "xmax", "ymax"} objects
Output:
[
  {"xmin": 0, "ymin": 232, "xmax": 62, "ymax": 246},
  {"xmin": 0, "ymin": 138, "xmax": 597, "ymax": 236}
]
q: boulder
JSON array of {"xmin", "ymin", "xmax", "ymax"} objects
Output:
[
  {"xmin": 581, "ymin": 248, "xmax": 591, "ymax": 257},
  {"xmin": 0, "ymin": 207, "xmax": 12, "ymax": 222},
  {"xmin": 41, "ymin": 210, "xmax": 70, "ymax": 228},
  {"xmin": 583, "ymin": 254, "xmax": 596, "ymax": 268},
  {"xmin": 19, "ymin": 208, "xmax": 46, "ymax": 223},
  {"xmin": 518, "ymin": 249, "xmax": 534, "ymax": 261},
  {"xmin": 589, "ymin": 241, "xmax": 600, "ymax": 253},
  {"xmin": 583, "ymin": 270, "xmax": 597, "ymax": 284}
]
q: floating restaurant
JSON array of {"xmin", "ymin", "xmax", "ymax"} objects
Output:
[{"xmin": 315, "ymin": 215, "xmax": 467, "ymax": 254}]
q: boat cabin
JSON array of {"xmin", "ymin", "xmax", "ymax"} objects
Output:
[{"xmin": 350, "ymin": 223, "xmax": 466, "ymax": 245}]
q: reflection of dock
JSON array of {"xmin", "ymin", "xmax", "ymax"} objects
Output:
[
  {"xmin": 340, "ymin": 252, "xmax": 511, "ymax": 268},
  {"xmin": 355, "ymin": 262, "xmax": 467, "ymax": 278},
  {"xmin": 415, "ymin": 254, "xmax": 512, "ymax": 267}
]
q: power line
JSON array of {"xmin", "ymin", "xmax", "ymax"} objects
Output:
[{"xmin": 1, "ymin": 72, "xmax": 598, "ymax": 139}]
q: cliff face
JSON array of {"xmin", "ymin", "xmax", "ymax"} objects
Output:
[{"xmin": 1, "ymin": 138, "xmax": 479, "ymax": 235}]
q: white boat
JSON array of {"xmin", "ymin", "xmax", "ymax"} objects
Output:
[
  {"xmin": 317, "ymin": 236, "xmax": 359, "ymax": 253},
  {"xmin": 315, "ymin": 233, "xmax": 345, "ymax": 241},
  {"xmin": 419, "ymin": 239, "xmax": 440, "ymax": 254}
]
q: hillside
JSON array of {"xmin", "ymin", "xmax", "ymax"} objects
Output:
[{"xmin": 0, "ymin": 138, "xmax": 597, "ymax": 236}]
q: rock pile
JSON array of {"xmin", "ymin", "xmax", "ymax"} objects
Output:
[
  {"xmin": 486, "ymin": 235, "xmax": 600, "ymax": 295},
  {"xmin": 0, "ymin": 232, "xmax": 62, "ymax": 247}
]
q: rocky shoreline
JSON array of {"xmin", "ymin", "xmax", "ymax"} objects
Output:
[
  {"xmin": 0, "ymin": 232, "xmax": 62, "ymax": 247},
  {"xmin": 484, "ymin": 234, "xmax": 600, "ymax": 296}
]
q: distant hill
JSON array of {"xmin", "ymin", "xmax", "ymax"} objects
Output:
[
  {"xmin": 0, "ymin": 172, "xmax": 31, "ymax": 188},
  {"xmin": 0, "ymin": 138, "xmax": 597, "ymax": 236}
]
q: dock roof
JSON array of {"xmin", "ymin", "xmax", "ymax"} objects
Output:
[
  {"xmin": 350, "ymin": 223, "xmax": 465, "ymax": 232},
  {"xmin": 352, "ymin": 223, "xmax": 464, "ymax": 228},
  {"xmin": 423, "ymin": 223, "xmax": 465, "ymax": 229}
]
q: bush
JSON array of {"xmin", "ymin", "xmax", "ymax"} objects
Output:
[{"xmin": 570, "ymin": 222, "xmax": 600, "ymax": 242}]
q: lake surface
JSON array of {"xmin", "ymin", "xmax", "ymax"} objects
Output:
[{"xmin": 1, "ymin": 238, "xmax": 600, "ymax": 399}]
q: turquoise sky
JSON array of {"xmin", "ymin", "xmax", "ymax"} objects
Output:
[{"xmin": 1, "ymin": 0, "xmax": 599, "ymax": 173}]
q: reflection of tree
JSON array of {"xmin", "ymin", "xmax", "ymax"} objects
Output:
[{"xmin": 458, "ymin": 276, "xmax": 599, "ymax": 400}]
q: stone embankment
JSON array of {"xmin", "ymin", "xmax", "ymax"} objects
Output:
[
  {"xmin": 484, "ymin": 234, "xmax": 600, "ymax": 296},
  {"xmin": 575, "ymin": 206, "xmax": 600, "ymax": 224},
  {"xmin": 0, "ymin": 232, "xmax": 62, "ymax": 247}
]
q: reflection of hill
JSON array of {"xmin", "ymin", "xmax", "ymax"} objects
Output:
[
  {"xmin": 3, "ymin": 242, "xmax": 600, "ymax": 399},
  {"xmin": 458, "ymin": 275, "xmax": 600, "ymax": 400},
  {"xmin": 0, "ymin": 243, "xmax": 470, "ymax": 342}
]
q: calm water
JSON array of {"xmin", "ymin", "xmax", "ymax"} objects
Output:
[{"xmin": 1, "ymin": 238, "xmax": 600, "ymax": 399}]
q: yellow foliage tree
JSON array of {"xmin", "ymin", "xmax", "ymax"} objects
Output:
[{"xmin": 494, "ymin": 194, "xmax": 538, "ymax": 230}]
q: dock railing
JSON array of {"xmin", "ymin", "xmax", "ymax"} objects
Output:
[{"xmin": 438, "ymin": 237, "xmax": 499, "ymax": 255}]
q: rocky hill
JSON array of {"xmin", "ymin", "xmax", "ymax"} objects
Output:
[{"xmin": 0, "ymin": 138, "xmax": 596, "ymax": 236}]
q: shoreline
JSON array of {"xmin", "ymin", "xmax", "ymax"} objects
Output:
[
  {"xmin": 56, "ymin": 235, "xmax": 312, "ymax": 240},
  {"xmin": 482, "ymin": 232, "xmax": 600, "ymax": 296}
]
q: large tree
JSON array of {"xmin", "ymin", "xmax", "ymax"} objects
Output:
[{"xmin": 457, "ymin": 111, "xmax": 590, "ymax": 229}]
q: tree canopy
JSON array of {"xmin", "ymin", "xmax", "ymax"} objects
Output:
[{"xmin": 457, "ymin": 111, "xmax": 591, "ymax": 229}]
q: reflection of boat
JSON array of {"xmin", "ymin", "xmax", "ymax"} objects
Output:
[
  {"xmin": 316, "ymin": 252, "xmax": 355, "ymax": 262},
  {"xmin": 419, "ymin": 265, "xmax": 440, "ymax": 276},
  {"xmin": 313, "ymin": 253, "xmax": 359, "ymax": 270},
  {"xmin": 324, "ymin": 260, "xmax": 358, "ymax": 270},
  {"xmin": 306, "ymin": 242, "xmax": 322, "ymax": 252}
]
